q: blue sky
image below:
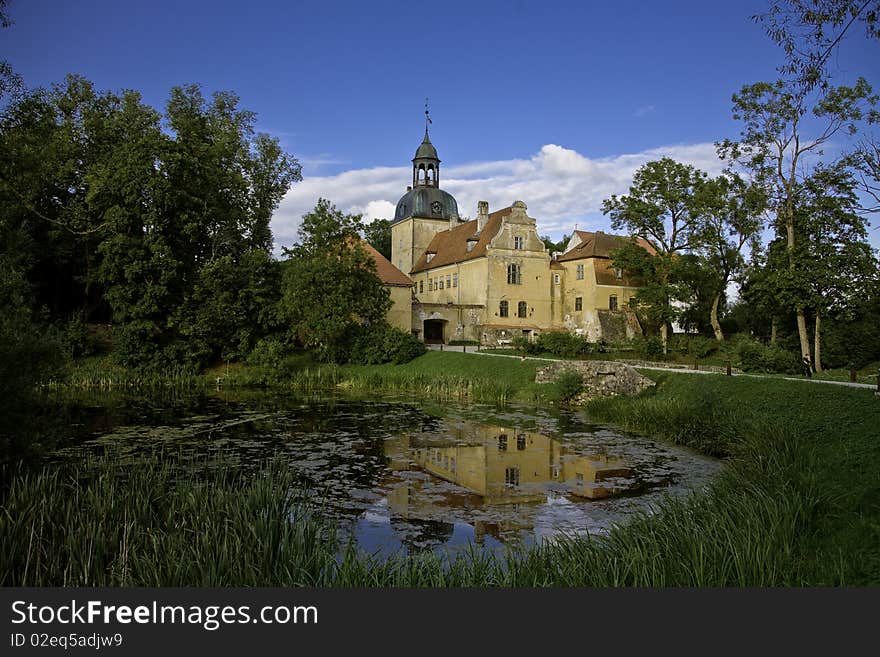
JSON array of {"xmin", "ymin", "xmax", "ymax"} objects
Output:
[{"xmin": 4, "ymin": 0, "xmax": 879, "ymax": 251}]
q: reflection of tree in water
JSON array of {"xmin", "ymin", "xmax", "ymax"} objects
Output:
[{"xmin": 390, "ymin": 516, "xmax": 455, "ymax": 554}]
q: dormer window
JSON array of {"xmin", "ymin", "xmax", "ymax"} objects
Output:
[
  {"xmin": 466, "ymin": 239, "xmax": 477, "ymax": 253},
  {"xmin": 615, "ymin": 267, "xmax": 623, "ymax": 279},
  {"xmin": 426, "ymin": 252, "xmax": 435, "ymax": 263}
]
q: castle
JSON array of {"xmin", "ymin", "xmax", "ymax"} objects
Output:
[{"xmin": 374, "ymin": 127, "xmax": 652, "ymax": 345}]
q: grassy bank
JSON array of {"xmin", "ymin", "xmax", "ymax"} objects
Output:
[{"xmin": 4, "ymin": 369, "xmax": 879, "ymax": 586}]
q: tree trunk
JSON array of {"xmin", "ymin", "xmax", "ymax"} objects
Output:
[
  {"xmin": 660, "ymin": 322, "xmax": 668, "ymax": 355},
  {"xmin": 814, "ymin": 311, "xmax": 822, "ymax": 373},
  {"xmin": 770, "ymin": 316, "xmax": 778, "ymax": 345},
  {"xmin": 785, "ymin": 209, "xmax": 812, "ymax": 363},
  {"xmin": 796, "ymin": 307, "xmax": 811, "ymax": 363},
  {"xmin": 710, "ymin": 293, "xmax": 724, "ymax": 341}
]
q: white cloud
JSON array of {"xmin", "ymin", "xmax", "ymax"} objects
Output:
[
  {"xmin": 634, "ymin": 104, "xmax": 656, "ymax": 117},
  {"xmin": 270, "ymin": 142, "xmax": 725, "ymax": 254}
]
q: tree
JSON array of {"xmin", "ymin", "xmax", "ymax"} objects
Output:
[
  {"xmin": 1, "ymin": 77, "xmax": 301, "ymax": 368},
  {"xmin": 717, "ymin": 77, "xmax": 877, "ymax": 364},
  {"xmin": 796, "ymin": 165, "xmax": 877, "ymax": 370},
  {"xmin": 602, "ymin": 158, "xmax": 712, "ymax": 353},
  {"xmin": 541, "ymin": 234, "xmax": 570, "ymax": 255},
  {"xmin": 754, "ymin": 1, "xmax": 879, "ymax": 90},
  {"xmin": 362, "ymin": 218, "xmax": 392, "ymax": 260},
  {"xmin": 281, "ymin": 199, "xmax": 391, "ymax": 362},
  {"xmin": 696, "ymin": 174, "xmax": 766, "ymax": 340}
]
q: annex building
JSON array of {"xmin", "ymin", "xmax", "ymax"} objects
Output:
[{"xmin": 386, "ymin": 128, "xmax": 652, "ymax": 345}]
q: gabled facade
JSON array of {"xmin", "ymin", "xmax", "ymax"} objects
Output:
[{"xmin": 388, "ymin": 129, "xmax": 651, "ymax": 345}]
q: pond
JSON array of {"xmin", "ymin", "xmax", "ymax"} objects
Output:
[{"xmin": 54, "ymin": 391, "xmax": 721, "ymax": 558}]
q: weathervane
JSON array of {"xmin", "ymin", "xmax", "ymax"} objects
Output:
[{"xmin": 425, "ymin": 97, "xmax": 432, "ymax": 132}]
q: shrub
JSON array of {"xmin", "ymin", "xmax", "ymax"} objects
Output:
[
  {"xmin": 736, "ymin": 339, "xmax": 800, "ymax": 374},
  {"xmin": 511, "ymin": 336, "xmax": 542, "ymax": 355},
  {"xmin": 669, "ymin": 334, "xmax": 720, "ymax": 359},
  {"xmin": 348, "ymin": 323, "xmax": 426, "ymax": 365},
  {"xmin": 448, "ymin": 339, "xmax": 479, "ymax": 346},
  {"xmin": 537, "ymin": 332, "xmax": 595, "ymax": 359},
  {"xmin": 247, "ymin": 337, "xmax": 289, "ymax": 369},
  {"xmin": 644, "ymin": 336, "xmax": 664, "ymax": 359},
  {"xmin": 62, "ymin": 315, "xmax": 94, "ymax": 358},
  {"xmin": 554, "ymin": 370, "xmax": 584, "ymax": 403}
]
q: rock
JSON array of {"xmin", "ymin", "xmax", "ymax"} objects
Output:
[{"xmin": 535, "ymin": 360, "xmax": 656, "ymax": 399}]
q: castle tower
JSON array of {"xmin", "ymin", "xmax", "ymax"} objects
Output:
[{"xmin": 390, "ymin": 119, "xmax": 460, "ymax": 274}]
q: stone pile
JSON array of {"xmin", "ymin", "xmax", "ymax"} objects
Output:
[{"xmin": 535, "ymin": 360, "xmax": 656, "ymax": 399}]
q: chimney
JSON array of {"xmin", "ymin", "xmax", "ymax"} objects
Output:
[
  {"xmin": 476, "ymin": 201, "xmax": 489, "ymax": 233},
  {"xmin": 449, "ymin": 211, "xmax": 460, "ymax": 230}
]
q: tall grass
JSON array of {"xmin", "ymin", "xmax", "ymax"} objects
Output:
[
  {"xmin": 0, "ymin": 453, "xmax": 337, "ymax": 586},
  {"xmin": 56, "ymin": 357, "xmax": 205, "ymax": 391},
  {"xmin": 265, "ymin": 354, "xmax": 533, "ymax": 405}
]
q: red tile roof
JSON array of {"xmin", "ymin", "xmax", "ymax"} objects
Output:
[
  {"xmin": 360, "ymin": 239, "xmax": 413, "ymax": 286},
  {"xmin": 410, "ymin": 207, "xmax": 513, "ymax": 274},
  {"xmin": 556, "ymin": 230, "xmax": 656, "ymax": 262}
]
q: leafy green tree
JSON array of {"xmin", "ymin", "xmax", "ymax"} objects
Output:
[
  {"xmin": 362, "ymin": 218, "xmax": 392, "ymax": 260},
  {"xmin": 281, "ymin": 199, "xmax": 391, "ymax": 362},
  {"xmin": 796, "ymin": 165, "xmax": 877, "ymax": 370},
  {"xmin": 754, "ymin": 1, "xmax": 879, "ymax": 89},
  {"xmin": 696, "ymin": 174, "xmax": 766, "ymax": 340},
  {"xmin": 0, "ymin": 76, "xmax": 153, "ymax": 321},
  {"xmin": 717, "ymin": 77, "xmax": 877, "ymax": 365},
  {"xmin": 1, "ymin": 77, "xmax": 300, "ymax": 368},
  {"xmin": 602, "ymin": 158, "xmax": 712, "ymax": 353},
  {"xmin": 541, "ymin": 234, "xmax": 570, "ymax": 255},
  {"xmin": 182, "ymin": 251, "xmax": 283, "ymax": 363}
]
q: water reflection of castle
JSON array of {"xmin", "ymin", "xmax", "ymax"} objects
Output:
[{"xmin": 384, "ymin": 423, "xmax": 635, "ymax": 508}]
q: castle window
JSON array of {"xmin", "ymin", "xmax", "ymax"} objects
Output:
[
  {"xmin": 514, "ymin": 236, "xmax": 524, "ymax": 250},
  {"xmin": 615, "ymin": 267, "xmax": 623, "ymax": 279},
  {"xmin": 419, "ymin": 280, "xmax": 423, "ymax": 294},
  {"xmin": 499, "ymin": 300, "xmax": 509, "ymax": 317},
  {"xmin": 575, "ymin": 297, "xmax": 583, "ymax": 311},
  {"xmin": 517, "ymin": 301, "xmax": 527, "ymax": 318},
  {"xmin": 505, "ymin": 467, "xmax": 520, "ymax": 487},
  {"xmin": 439, "ymin": 278, "xmax": 444, "ymax": 290},
  {"xmin": 517, "ymin": 434, "xmax": 526, "ymax": 451},
  {"xmin": 498, "ymin": 434, "xmax": 508, "ymax": 451},
  {"xmin": 554, "ymin": 274, "xmax": 560, "ymax": 284},
  {"xmin": 446, "ymin": 275, "xmax": 451, "ymax": 288},
  {"xmin": 609, "ymin": 295, "xmax": 618, "ymax": 311},
  {"xmin": 452, "ymin": 273, "xmax": 458, "ymax": 288},
  {"xmin": 507, "ymin": 263, "xmax": 522, "ymax": 285},
  {"xmin": 576, "ymin": 264, "xmax": 584, "ymax": 280}
]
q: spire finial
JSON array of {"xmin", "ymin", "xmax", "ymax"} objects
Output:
[{"xmin": 424, "ymin": 97, "xmax": 432, "ymax": 135}]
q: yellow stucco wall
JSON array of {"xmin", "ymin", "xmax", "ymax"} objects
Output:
[
  {"xmin": 386, "ymin": 285, "xmax": 413, "ymax": 333},
  {"xmin": 390, "ymin": 216, "xmax": 450, "ymax": 276},
  {"xmin": 559, "ymin": 259, "xmax": 641, "ymax": 340}
]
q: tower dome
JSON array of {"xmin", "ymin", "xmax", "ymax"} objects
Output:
[{"xmin": 393, "ymin": 127, "xmax": 459, "ymax": 223}]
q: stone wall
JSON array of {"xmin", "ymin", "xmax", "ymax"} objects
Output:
[{"xmin": 535, "ymin": 360, "xmax": 656, "ymax": 399}]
